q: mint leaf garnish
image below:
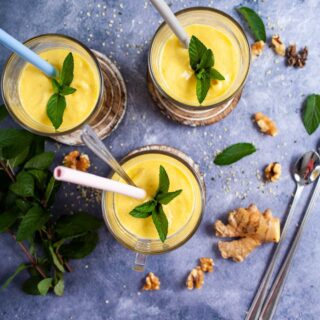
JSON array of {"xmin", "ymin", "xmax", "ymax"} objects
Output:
[
  {"xmin": 152, "ymin": 205, "xmax": 168, "ymax": 243},
  {"xmin": 60, "ymin": 52, "xmax": 74, "ymax": 86},
  {"xmin": 303, "ymin": 94, "xmax": 320, "ymax": 135},
  {"xmin": 237, "ymin": 7, "xmax": 266, "ymax": 42},
  {"xmin": 129, "ymin": 166, "xmax": 182, "ymax": 243},
  {"xmin": 46, "ymin": 53, "xmax": 77, "ymax": 130},
  {"xmin": 156, "ymin": 189, "xmax": 182, "ymax": 205},
  {"xmin": 47, "ymin": 93, "xmax": 66, "ymax": 130},
  {"xmin": 188, "ymin": 36, "xmax": 225, "ymax": 104},
  {"xmin": 210, "ymin": 68, "xmax": 225, "ymax": 81},
  {"xmin": 214, "ymin": 143, "xmax": 256, "ymax": 166}
]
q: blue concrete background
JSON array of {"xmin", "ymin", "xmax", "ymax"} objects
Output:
[{"xmin": 1, "ymin": 0, "xmax": 320, "ymax": 319}]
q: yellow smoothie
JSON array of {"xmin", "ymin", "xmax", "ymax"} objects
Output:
[
  {"xmin": 104, "ymin": 153, "xmax": 202, "ymax": 240},
  {"xmin": 18, "ymin": 48, "xmax": 100, "ymax": 132},
  {"xmin": 153, "ymin": 24, "xmax": 240, "ymax": 106}
]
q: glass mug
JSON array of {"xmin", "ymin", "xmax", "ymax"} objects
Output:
[
  {"xmin": 102, "ymin": 145, "xmax": 206, "ymax": 271},
  {"xmin": 1, "ymin": 33, "xmax": 128, "ymax": 178},
  {"xmin": 148, "ymin": 7, "xmax": 251, "ymax": 125}
]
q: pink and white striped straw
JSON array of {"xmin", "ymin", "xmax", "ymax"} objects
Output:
[{"xmin": 54, "ymin": 166, "xmax": 146, "ymax": 200}]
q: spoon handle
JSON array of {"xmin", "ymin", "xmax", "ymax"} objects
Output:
[
  {"xmin": 245, "ymin": 184, "xmax": 304, "ymax": 320},
  {"xmin": 259, "ymin": 178, "xmax": 320, "ymax": 320},
  {"xmin": 81, "ymin": 125, "xmax": 136, "ymax": 187}
]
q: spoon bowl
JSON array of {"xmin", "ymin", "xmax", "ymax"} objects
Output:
[{"xmin": 294, "ymin": 151, "xmax": 320, "ymax": 185}]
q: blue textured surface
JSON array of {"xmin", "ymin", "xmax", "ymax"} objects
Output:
[{"xmin": 1, "ymin": 0, "xmax": 320, "ymax": 319}]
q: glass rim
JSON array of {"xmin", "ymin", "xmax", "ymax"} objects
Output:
[
  {"xmin": 148, "ymin": 6, "xmax": 251, "ymax": 111},
  {"xmin": 1, "ymin": 33, "xmax": 104, "ymax": 137},
  {"xmin": 101, "ymin": 144, "xmax": 206, "ymax": 255}
]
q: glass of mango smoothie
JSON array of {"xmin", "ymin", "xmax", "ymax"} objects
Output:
[
  {"xmin": 148, "ymin": 7, "xmax": 251, "ymax": 125},
  {"xmin": 102, "ymin": 145, "xmax": 205, "ymax": 271},
  {"xmin": 1, "ymin": 34, "xmax": 126, "ymax": 145}
]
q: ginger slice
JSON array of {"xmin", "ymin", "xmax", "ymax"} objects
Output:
[
  {"xmin": 214, "ymin": 204, "xmax": 280, "ymax": 262},
  {"xmin": 218, "ymin": 237, "xmax": 261, "ymax": 262}
]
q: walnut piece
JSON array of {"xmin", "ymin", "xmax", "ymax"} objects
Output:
[
  {"xmin": 186, "ymin": 266, "xmax": 204, "ymax": 290},
  {"xmin": 199, "ymin": 258, "xmax": 214, "ymax": 273},
  {"xmin": 142, "ymin": 272, "xmax": 160, "ymax": 291},
  {"xmin": 271, "ymin": 34, "xmax": 286, "ymax": 56},
  {"xmin": 251, "ymin": 40, "xmax": 265, "ymax": 57},
  {"xmin": 286, "ymin": 44, "xmax": 308, "ymax": 68},
  {"xmin": 265, "ymin": 162, "xmax": 282, "ymax": 182},
  {"xmin": 63, "ymin": 150, "xmax": 90, "ymax": 172},
  {"xmin": 254, "ymin": 112, "xmax": 278, "ymax": 136}
]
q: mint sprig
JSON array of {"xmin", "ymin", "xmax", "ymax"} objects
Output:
[
  {"xmin": 46, "ymin": 52, "xmax": 77, "ymax": 130},
  {"xmin": 188, "ymin": 35, "xmax": 225, "ymax": 104},
  {"xmin": 129, "ymin": 165, "xmax": 182, "ymax": 242}
]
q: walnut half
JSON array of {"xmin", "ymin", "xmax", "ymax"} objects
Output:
[
  {"xmin": 63, "ymin": 150, "xmax": 91, "ymax": 172},
  {"xmin": 142, "ymin": 272, "xmax": 160, "ymax": 291},
  {"xmin": 271, "ymin": 35, "xmax": 286, "ymax": 56},
  {"xmin": 251, "ymin": 40, "xmax": 265, "ymax": 57},
  {"xmin": 254, "ymin": 112, "xmax": 278, "ymax": 136},
  {"xmin": 199, "ymin": 258, "xmax": 214, "ymax": 273},
  {"xmin": 265, "ymin": 162, "xmax": 282, "ymax": 182},
  {"xmin": 186, "ymin": 266, "xmax": 204, "ymax": 290}
]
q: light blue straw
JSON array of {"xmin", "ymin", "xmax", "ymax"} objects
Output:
[{"xmin": 0, "ymin": 28, "xmax": 57, "ymax": 77}]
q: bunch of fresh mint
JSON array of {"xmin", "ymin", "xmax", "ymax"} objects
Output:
[
  {"xmin": 188, "ymin": 35, "xmax": 225, "ymax": 104},
  {"xmin": 129, "ymin": 166, "xmax": 182, "ymax": 242},
  {"xmin": 0, "ymin": 107, "xmax": 102, "ymax": 296}
]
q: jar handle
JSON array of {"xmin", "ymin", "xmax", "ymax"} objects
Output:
[{"xmin": 133, "ymin": 253, "xmax": 148, "ymax": 272}]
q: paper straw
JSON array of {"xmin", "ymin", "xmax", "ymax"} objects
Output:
[
  {"xmin": 54, "ymin": 166, "xmax": 146, "ymax": 200},
  {"xmin": 149, "ymin": 0, "xmax": 189, "ymax": 48},
  {"xmin": 0, "ymin": 28, "xmax": 57, "ymax": 77}
]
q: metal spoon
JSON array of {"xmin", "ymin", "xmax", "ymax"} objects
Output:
[
  {"xmin": 81, "ymin": 124, "xmax": 136, "ymax": 186},
  {"xmin": 260, "ymin": 151, "xmax": 320, "ymax": 320},
  {"xmin": 246, "ymin": 151, "xmax": 320, "ymax": 320}
]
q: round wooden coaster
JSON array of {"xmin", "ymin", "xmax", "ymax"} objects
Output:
[
  {"xmin": 53, "ymin": 50, "xmax": 127, "ymax": 146},
  {"xmin": 147, "ymin": 71, "xmax": 242, "ymax": 126}
]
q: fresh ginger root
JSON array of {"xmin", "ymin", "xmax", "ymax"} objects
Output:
[{"xmin": 214, "ymin": 204, "xmax": 280, "ymax": 262}]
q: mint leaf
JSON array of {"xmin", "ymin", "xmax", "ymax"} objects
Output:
[
  {"xmin": 210, "ymin": 68, "xmax": 225, "ymax": 80},
  {"xmin": 157, "ymin": 189, "xmax": 182, "ymax": 205},
  {"xmin": 303, "ymin": 94, "xmax": 320, "ymax": 135},
  {"xmin": 0, "ymin": 104, "xmax": 8, "ymax": 122},
  {"xmin": 189, "ymin": 35, "xmax": 207, "ymax": 70},
  {"xmin": 196, "ymin": 77, "xmax": 211, "ymax": 104},
  {"xmin": 16, "ymin": 205, "xmax": 49, "ymax": 241},
  {"xmin": 198, "ymin": 49, "xmax": 214, "ymax": 70},
  {"xmin": 28, "ymin": 169, "xmax": 48, "ymax": 190},
  {"xmin": 8, "ymin": 147, "xmax": 30, "ymax": 169},
  {"xmin": 45, "ymin": 175, "xmax": 60, "ymax": 207},
  {"xmin": 22, "ymin": 276, "xmax": 41, "ymax": 295},
  {"xmin": 60, "ymin": 232, "xmax": 99, "ymax": 259},
  {"xmin": 10, "ymin": 171, "xmax": 34, "ymax": 197},
  {"xmin": 237, "ymin": 7, "xmax": 266, "ymax": 42},
  {"xmin": 49, "ymin": 245, "xmax": 65, "ymax": 272},
  {"xmin": 157, "ymin": 165, "xmax": 169, "ymax": 194},
  {"xmin": 37, "ymin": 278, "xmax": 52, "ymax": 296},
  {"xmin": 60, "ymin": 86, "xmax": 76, "ymax": 96},
  {"xmin": 0, "ymin": 211, "xmax": 18, "ymax": 232},
  {"xmin": 0, "ymin": 129, "xmax": 33, "ymax": 159},
  {"xmin": 60, "ymin": 52, "xmax": 74, "ymax": 86},
  {"xmin": 152, "ymin": 205, "xmax": 168, "ymax": 243},
  {"xmin": 54, "ymin": 278, "xmax": 64, "ymax": 296},
  {"xmin": 129, "ymin": 200, "xmax": 156, "ymax": 218},
  {"xmin": 55, "ymin": 212, "xmax": 102, "ymax": 239},
  {"xmin": 24, "ymin": 152, "xmax": 54, "ymax": 170},
  {"xmin": 214, "ymin": 143, "xmax": 256, "ymax": 166},
  {"xmin": 1, "ymin": 263, "xmax": 29, "ymax": 290},
  {"xmin": 46, "ymin": 93, "xmax": 66, "ymax": 130},
  {"xmin": 51, "ymin": 79, "xmax": 60, "ymax": 93}
]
